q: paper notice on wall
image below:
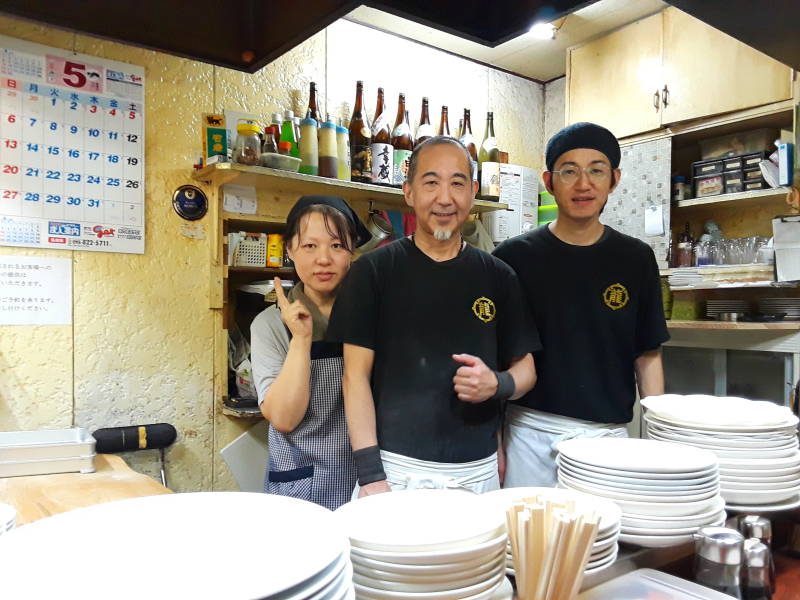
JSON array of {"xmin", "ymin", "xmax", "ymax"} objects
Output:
[
  {"xmin": 644, "ymin": 205, "xmax": 664, "ymax": 236},
  {"xmin": 0, "ymin": 255, "xmax": 71, "ymax": 325},
  {"xmin": 223, "ymin": 184, "xmax": 257, "ymax": 214}
]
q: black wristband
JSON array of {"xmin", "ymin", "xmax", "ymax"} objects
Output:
[
  {"xmin": 352, "ymin": 445, "xmax": 387, "ymax": 486},
  {"xmin": 491, "ymin": 370, "xmax": 515, "ymax": 402}
]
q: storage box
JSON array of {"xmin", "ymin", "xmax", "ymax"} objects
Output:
[
  {"xmin": 692, "ymin": 158, "xmax": 724, "ymax": 178},
  {"xmin": 201, "ymin": 113, "xmax": 227, "ymax": 166},
  {"xmin": 723, "ymin": 170, "xmax": 743, "ymax": 194},
  {"xmin": 742, "ymin": 151, "xmax": 769, "ymax": 169},
  {"xmin": 744, "ymin": 179, "xmax": 769, "ymax": 191},
  {"xmin": 699, "ymin": 127, "xmax": 778, "ymax": 160},
  {"xmin": 0, "ymin": 428, "xmax": 97, "ymax": 478},
  {"xmin": 744, "ymin": 167, "xmax": 763, "ymax": 181},
  {"xmin": 694, "ymin": 173, "xmax": 724, "ymax": 197},
  {"xmin": 722, "ymin": 156, "xmax": 743, "ymax": 171}
]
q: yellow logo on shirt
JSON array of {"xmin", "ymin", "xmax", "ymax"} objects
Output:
[
  {"xmin": 472, "ymin": 297, "xmax": 496, "ymax": 323},
  {"xmin": 603, "ymin": 283, "xmax": 629, "ymax": 310}
]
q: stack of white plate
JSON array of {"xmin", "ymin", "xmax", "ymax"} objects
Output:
[
  {"xmin": 706, "ymin": 299, "xmax": 749, "ymax": 319},
  {"xmin": 643, "ymin": 394, "xmax": 800, "ymax": 513},
  {"xmin": 759, "ymin": 298, "xmax": 800, "ymax": 320},
  {"xmin": 482, "ymin": 487, "xmax": 622, "ymax": 576},
  {"xmin": 0, "ymin": 503, "xmax": 15, "ymax": 536},
  {"xmin": 668, "ymin": 269, "xmax": 703, "ymax": 288},
  {"xmin": 335, "ymin": 490, "xmax": 510, "ymax": 600},
  {"xmin": 0, "ymin": 492, "xmax": 354, "ymax": 600},
  {"xmin": 556, "ymin": 438, "xmax": 725, "ymax": 548}
]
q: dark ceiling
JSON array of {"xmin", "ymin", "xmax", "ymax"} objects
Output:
[
  {"xmin": 1, "ymin": 1, "xmax": 797, "ymax": 73},
  {"xmin": 0, "ymin": 0, "xmax": 592, "ymax": 73}
]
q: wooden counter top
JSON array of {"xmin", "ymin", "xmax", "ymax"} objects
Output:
[{"xmin": 0, "ymin": 454, "xmax": 171, "ymax": 525}]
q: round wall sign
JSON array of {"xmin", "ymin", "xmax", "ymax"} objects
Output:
[{"xmin": 172, "ymin": 185, "xmax": 208, "ymax": 221}]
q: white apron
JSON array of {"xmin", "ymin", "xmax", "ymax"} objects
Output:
[
  {"xmin": 352, "ymin": 450, "xmax": 500, "ymax": 499},
  {"xmin": 503, "ymin": 404, "xmax": 628, "ymax": 488}
]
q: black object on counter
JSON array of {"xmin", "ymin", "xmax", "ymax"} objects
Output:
[{"xmin": 92, "ymin": 423, "xmax": 177, "ymax": 488}]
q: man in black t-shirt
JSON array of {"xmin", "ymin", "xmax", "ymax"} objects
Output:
[
  {"xmin": 493, "ymin": 122, "xmax": 669, "ymax": 487},
  {"xmin": 327, "ymin": 137, "xmax": 540, "ymax": 497}
]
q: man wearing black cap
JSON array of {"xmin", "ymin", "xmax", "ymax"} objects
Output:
[
  {"xmin": 328, "ymin": 136, "xmax": 540, "ymax": 497},
  {"xmin": 493, "ymin": 122, "xmax": 669, "ymax": 487}
]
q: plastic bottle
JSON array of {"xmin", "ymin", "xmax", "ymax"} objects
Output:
[
  {"xmin": 337, "ymin": 119, "xmax": 351, "ymax": 181},
  {"xmin": 280, "ymin": 110, "xmax": 299, "ymax": 158},
  {"xmin": 278, "ymin": 141, "xmax": 292, "ymax": 156},
  {"xmin": 298, "ymin": 117, "xmax": 319, "ymax": 175},
  {"xmin": 318, "ymin": 118, "xmax": 338, "ymax": 179}
]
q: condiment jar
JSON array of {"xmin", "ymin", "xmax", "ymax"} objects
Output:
[
  {"xmin": 318, "ymin": 119, "xmax": 338, "ymax": 179},
  {"xmin": 262, "ymin": 125, "xmax": 278, "ymax": 154},
  {"xmin": 233, "ymin": 119, "xmax": 262, "ymax": 166},
  {"xmin": 298, "ymin": 117, "xmax": 319, "ymax": 176},
  {"xmin": 739, "ymin": 516, "xmax": 775, "ymax": 594},
  {"xmin": 336, "ymin": 119, "xmax": 351, "ymax": 181},
  {"xmin": 693, "ymin": 526, "xmax": 744, "ymax": 599},
  {"xmin": 742, "ymin": 538, "xmax": 772, "ymax": 600},
  {"xmin": 280, "ymin": 110, "xmax": 299, "ymax": 158},
  {"xmin": 278, "ymin": 141, "xmax": 292, "ymax": 156}
]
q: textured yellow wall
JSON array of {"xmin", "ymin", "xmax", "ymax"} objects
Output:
[{"xmin": 0, "ymin": 15, "xmax": 545, "ymax": 491}]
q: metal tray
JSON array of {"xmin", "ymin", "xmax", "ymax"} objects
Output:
[
  {"xmin": 0, "ymin": 428, "xmax": 96, "ymax": 462},
  {"xmin": 0, "ymin": 454, "xmax": 95, "ymax": 478}
]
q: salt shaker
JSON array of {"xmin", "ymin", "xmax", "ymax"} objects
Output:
[
  {"xmin": 743, "ymin": 538, "xmax": 772, "ymax": 600},
  {"xmin": 739, "ymin": 516, "xmax": 775, "ymax": 593},
  {"xmin": 694, "ymin": 526, "xmax": 745, "ymax": 599}
]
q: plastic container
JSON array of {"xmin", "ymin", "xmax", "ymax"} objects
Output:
[
  {"xmin": 579, "ymin": 569, "xmax": 737, "ymax": 599},
  {"xmin": 336, "ymin": 120, "xmax": 351, "ymax": 181},
  {"xmin": 267, "ymin": 234, "xmax": 284, "ymax": 268},
  {"xmin": 693, "ymin": 158, "xmax": 724, "ymax": 178},
  {"xmin": 695, "ymin": 173, "xmax": 724, "ymax": 198},
  {"xmin": 723, "ymin": 156, "xmax": 743, "ymax": 171},
  {"xmin": 0, "ymin": 428, "xmax": 95, "ymax": 461},
  {"xmin": 280, "ymin": 110, "xmax": 299, "ymax": 158},
  {"xmin": 699, "ymin": 128, "xmax": 778, "ymax": 160},
  {"xmin": 298, "ymin": 117, "xmax": 319, "ymax": 176},
  {"xmin": 318, "ymin": 119, "xmax": 338, "ymax": 179},
  {"xmin": 724, "ymin": 170, "xmax": 744, "ymax": 194},
  {"xmin": 261, "ymin": 152, "xmax": 301, "ymax": 172},
  {"xmin": 743, "ymin": 151, "xmax": 769, "ymax": 168},
  {"xmin": 233, "ymin": 119, "xmax": 262, "ymax": 166},
  {"xmin": 744, "ymin": 167, "xmax": 763, "ymax": 181},
  {"xmin": 744, "ymin": 179, "xmax": 768, "ymax": 191},
  {"xmin": 672, "ymin": 175, "xmax": 688, "ymax": 202},
  {"xmin": 0, "ymin": 454, "xmax": 95, "ymax": 477}
]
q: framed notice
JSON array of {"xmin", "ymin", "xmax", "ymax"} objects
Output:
[
  {"xmin": 0, "ymin": 255, "xmax": 72, "ymax": 325},
  {"xmin": 0, "ymin": 34, "xmax": 145, "ymax": 253}
]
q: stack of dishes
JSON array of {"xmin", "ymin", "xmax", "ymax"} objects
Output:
[
  {"xmin": 0, "ymin": 492, "xmax": 354, "ymax": 600},
  {"xmin": 706, "ymin": 299, "xmax": 749, "ymax": 319},
  {"xmin": 556, "ymin": 438, "xmax": 725, "ymax": 548},
  {"xmin": 668, "ymin": 269, "xmax": 703, "ymax": 288},
  {"xmin": 483, "ymin": 487, "xmax": 621, "ymax": 576},
  {"xmin": 759, "ymin": 298, "xmax": 800, "ymax": 320},
  {"xmin": 643, "ymin": 394, "xmax": 800, "ymax": 512},
  {"xmin": 0, "ymin": 503, "xmax": 15, "ymax": 536},
  {"xmin": 335, "ymin": 490, "xmax": 510, "ymax": 600}
]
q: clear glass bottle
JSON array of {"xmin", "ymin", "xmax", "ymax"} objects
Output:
[{"xmin": 233, "ymin": 119, "xmax": 262, "ymax": 166}]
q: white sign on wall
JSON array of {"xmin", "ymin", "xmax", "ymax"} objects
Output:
[
  {"xmin": 0, "ymin": 255, "xmax": 72, "ymax": 325},
  {"xmin": 0, "ymin": 34, "xmax": 145, "ymax": 254}
]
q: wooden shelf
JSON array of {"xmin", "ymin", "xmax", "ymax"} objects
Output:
[
  {"xmin": 226, "ymin": 266, "xmax": 295, "ymax": 275},
  {"xmin": 193, "ymin": 163, "xmax": 508, "ymax": 213},
  {"xmin": 667, "ymin": 320, "xmax": 800, "ymax": 330},
  {"xmin": 674, "ymin": 187, "xmax": 789, "ymax": 210}
]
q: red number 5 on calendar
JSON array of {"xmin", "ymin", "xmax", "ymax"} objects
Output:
[{"xmin": 46, "ymin": 55, "xmax": 103, "ymax": 93}]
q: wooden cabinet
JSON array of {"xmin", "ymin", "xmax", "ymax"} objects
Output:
[{"xmin": 567, "ymin": 7, "xmax": 794, "ymax": 139}]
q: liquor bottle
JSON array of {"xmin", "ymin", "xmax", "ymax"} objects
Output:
[
  {"xmin": 438, "ymin": 105, "xmax": 451, "ymax": 137},
  {"xmin": 391, "ymin": 93, "xmax": 414, "ymax": 187},
  {"xmin": 349, "ymin": 81, "xmax": 372, "ymax": 183},
  {"xmin": 478, "ymin": 111, "xmax": 500, "ymax": 166},
  {"xmin": 370, "ymin": 87, "xmax": 393, "ymax": 186},
  {"xmin": 459, "ymin": 108, "xmax": 478, "ymax": 181},
  {"xmin": 415, "ymin": 97, "xmax": 434, "ymax": 148},
  {"xmin": 305, "ymin": 81, "xmax": 320, "ymax": 124},
  {"xmin": 457, "ymin": 119, "xmax": 463, "ymax": 139}
]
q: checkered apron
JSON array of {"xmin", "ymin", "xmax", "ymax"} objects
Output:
[{"xmin": 265, "ymin": 341, "xmax": 356, "ymax": 510}]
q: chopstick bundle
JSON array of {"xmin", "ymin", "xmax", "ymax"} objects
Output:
[{"xmin": 506, "ymin": 495, "xmax": 599, "ymax": 600}]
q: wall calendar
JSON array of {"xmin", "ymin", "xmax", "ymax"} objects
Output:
[{"xmin": 0, "ymin": 34, "xmax": 145, "ymax": 253}]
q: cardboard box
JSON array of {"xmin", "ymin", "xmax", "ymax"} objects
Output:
[{"xmin": 202, "ymin": 113, "xmax": 227, "ymax": 166}]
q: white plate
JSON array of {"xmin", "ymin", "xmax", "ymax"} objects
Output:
[
  {"xmin": 481, "ymin": 486, "xmax": 621, "ymax": 535},
  {"xmin": 618, "ymin": 531, "xmax": 694, "ymax": 548},
  {"xmin": 351, "ymin": 548, "xmax": 505, "ymax": 577},
  {"xmin": 719, "ymin": 453, "xmax": 800, "ymax": 470},
  {"xmin": 725, "ymin": 493, "xmax": 800, "ymax": 513},
  {"xmin": 355, "ymin": 554, "xmax": 504, "ymax": 584},
  {"xmin": 621, "ymin": 516, "xmax": 726, "ymax": 536},
  {"xmin": 0, "ymin": 492, "xmax": 349, "ymax": 600},
  {"xmin": 335, "ymin": 490, "xmax": 505, "ymax": 552},
  {"xmin": 646, "ymin": 419, "xmax": 796, "ymax": 440},
  {"xmin": 350, "ymin": 532, "xmax": 508, "ymax": 566},
  {"xmin": 584, "ymin": 549, "xmax": 619, "ymax": 574},
  {"xmin": 721, "ymin": 470, "xmax": 800, "ymax": 483},
  {"xmin": 644, "ymin": 412, "xmax": 798, "ymax": 434},
  {"xmin": 286, "ymin": 552, "xmax": 352, "ymax": 600},
  {"xmin": 645, "ymin": 435, "xmax": 799, "ymax": 460},
  {"xmin": 557, "ymin": 438, "xmax": 719, "ymax": 474},
  {"xmin": 559, "ymin": 463, "xmax": 719, "ymax": 495},
  {"xmin": 610, "ymin": 493, "xmax": 724, "ymax": 518},
  {"xmin": 721, "ymin": 477, "xmax": 800, "ymax": 490},
  {"xmin": 490, "ymin": 578, "xmax": 512, "ymax": 600},
  {"xmin": 642, "ymin": 395, "xmax": 797, "ymax": 428},
  {"xmin": 354, "ymin": 568, "xmax": 505, "ymax": 600},
  {"xmin": 645, "ymin": 425, "xmax": 797, "ymax": 448},
  {"xmin": 353, "ymin": 562, "xmax": 505, "ymax": 593},
  {"xmin": 721, "ymin": 485, "xmax": 800, "ymax": 505},
  {"xmin": 619, "ymin": 496, "xmax": 726, "ymax": 523},
  {"xmin": 621, "ymin": 509, "xmax": 727, "ymax": 531},
  {"xmin": 558, "ymin": 474, "xmax": 719, "ymax": 504},
  {"xmin": 557, "ymin": 455, "xmax": 718, "ymax": 483}
]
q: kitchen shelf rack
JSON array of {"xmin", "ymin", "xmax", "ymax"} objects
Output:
[
  {"xmin": 667, "ymin": 320, "xmax": 800, "ymax": 330},
  {"xmin": 674, "ymin": 187, "xmax": 789, "ymax": 210}
]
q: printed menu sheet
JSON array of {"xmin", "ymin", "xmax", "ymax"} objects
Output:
[{"xmin": 0, "ymin": 34, "xmax": 145, "ymax": 253}]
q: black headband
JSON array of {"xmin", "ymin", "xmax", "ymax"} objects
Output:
[
  {"xmin": 286, "ymin": 195, "xmax": 371, "ymax": 248},
  {"xmin": 546, "ymin": 122, "xmax": 621, "ymax": 171}
]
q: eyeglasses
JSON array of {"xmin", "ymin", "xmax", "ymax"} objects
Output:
[{"xmin": 551, "ymin": 165, "xmax": 612, "ymax": 186}]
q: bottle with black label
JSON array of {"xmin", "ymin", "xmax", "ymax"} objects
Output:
[
  {"xmin": 370, "ymin": 87, "xmax": 393, "ymax": 186},
  {"xmin": 415, "ymin": 97, "xmax": 434, "ymax": 148},
  {"xmin": 438, "ymin": 105, "xmax": 451, "ymax": 137},
  {"xmin": 391, "ymin": 93, "xmax": 414, "ymax": 187},
  {"xmin": 349, "ymin": 81, "xmax": 372, "ymax": 183}
]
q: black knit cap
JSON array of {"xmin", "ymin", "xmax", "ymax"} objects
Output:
[
  {"xmin": 286, "ymin": 195, "xmax": 371, "ymax": 248},
  {"xmin": 545, "ymin": 122, "xmax": 621, "ymax": 171}
]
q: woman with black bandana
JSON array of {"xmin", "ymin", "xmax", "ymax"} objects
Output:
[{"xmin": 250, "ymin": 195, "xmax": 371, "ymax": 510}]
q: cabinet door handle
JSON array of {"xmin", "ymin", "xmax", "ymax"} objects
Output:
[
  {"xmin": 653, "ymin": 89, "xmax": 660, "ymax": 111},
  {"xmin": 662, "ymin": 84, "xmax": 670, "ymax": 108}
]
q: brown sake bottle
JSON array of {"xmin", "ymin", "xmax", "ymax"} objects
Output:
[
  {"xmin": 438, "ymin": 105, "xmax": 451, "ymax": 137},
  {"xmin": 349, "ymin": 81, "xmax": 372, "ymax": 183},
  {"xmin": 370, "ymin": 87, "xmax": 393, "ymax": 186},
  {"xmin": 415, "ymin": 97, "xmax": 434, "ymax": 148},
  {"xmin": 391, "ymin": 93, "xmax": 414, "ymax": 187},
  {"xmin": 306, "ymin": 82, "xmax": 320, "ymax": 124}
]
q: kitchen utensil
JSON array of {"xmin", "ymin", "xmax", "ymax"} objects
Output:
[
  {"xmin": 743, "ymin": 538, "xmax": 773, "ymax": 599},
  {"xmin": 693, "ymin": 526, "xmax": 745, "ymax": 598},
  {"xmin": 93, "ymin": 423, "xmax": 177, "ymax": 488},
  {"xmin": 359, "ymin": 210, "xmax": 393, "ymax": 253}
]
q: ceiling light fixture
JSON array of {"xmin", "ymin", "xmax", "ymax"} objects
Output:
[{"xmin": 529, "ymin": 22, "xmax": 557, "ymax": 40}]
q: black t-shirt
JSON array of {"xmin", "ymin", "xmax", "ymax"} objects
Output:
[
  {"xmin": 493, "ymin": 225, "xmax": 669, "ymax": 424},
  {"xmin": 327, "ymin": 237, "xmax": 541, "ymax": 463}
]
